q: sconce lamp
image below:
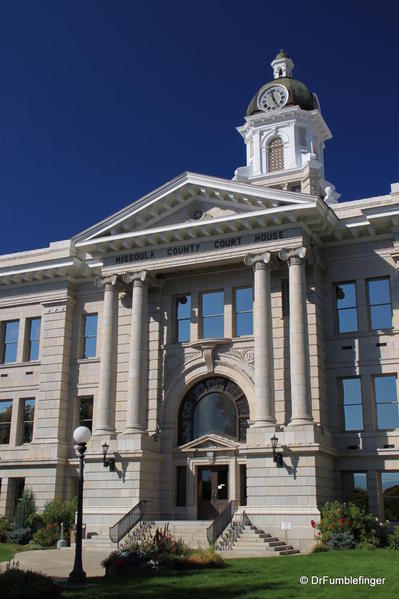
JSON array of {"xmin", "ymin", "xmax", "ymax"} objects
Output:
[
  {"xmin": 270, "ymin": 434, "xmax": 283, "ymax": 467},
  {"xmin": 102, "ymin": 441, "xmax": 115, "ymax": 472}
]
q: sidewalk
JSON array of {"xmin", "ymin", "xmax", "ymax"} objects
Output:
[{"xmin": 0, "ymin": 547, "xmax": 111, "ymax": 579}]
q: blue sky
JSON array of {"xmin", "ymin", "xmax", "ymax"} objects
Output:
[{"xmin": 0, "ymin": 0, "xmax": 398, "ymax": 254}]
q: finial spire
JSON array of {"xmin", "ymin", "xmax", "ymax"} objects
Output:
[{"xmin": 271, "ymin": 50, "xmax": 294, "ymax": 79}]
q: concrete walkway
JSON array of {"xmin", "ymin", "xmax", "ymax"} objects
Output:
[{"xmin": 0, "ymin": 547, "xmax": 110, "ymax": 579}]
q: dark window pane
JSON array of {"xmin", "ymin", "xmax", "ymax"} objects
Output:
[
  {"xmin": 338, "ymin": 308, "xmax": 358, "ymax": 333},
  {"xmin": 236, "ymin": 288, "xmax": 252, "ymax": 312},
  {"xmin": 369, "ymin": 279, "xmax": 390, "ymax": 305},
  {"xmin": 84, "ymin": 314, "xmax": 98, "ymax": 337},
  {"xmin": 370, "ymin": 305, "xmax": 392, "ymax": 329},
  {"xmin": 177, "ymin": 319, "xmax": 190, "ymax": 343},
  {"xmin": 237, "ymin": 313, "xmax": 253, "ymax": 336},
  {"xmin": 4, "ymin": 343, "xmax": 17, "ymax": 363},
  {"xmin": 377, "ymin": 403, "xmax": 399, "ymax": 429},
  {"xmin": 336, "ymin": 283, "xmax": 356, "ymax": 309},
  {"xmin": 382, "ymin": 472, "xmax": 399, "ymax": 521},
  {"xmin": 375, "ymin": 376, "xmax": 397, "ymax": 403},
  {"xmin": 202, "ymin": 292, "xmax": 224, "ymax": 317},
  {"xmin": 193, "ymin": 392, "xmax": 236, "ymax": 438},
  {"xmin": 344, "ymin": 405, "xmax": 363, "ymax": 431},
  {"xmin": 5, "ymin": 322, "xmax": 19, "ymax": 342},
  {"xmin": 203, "ymin": 315, "xmax": 224, "ymax": 339},
  {"xmin": 0, "ymin": 401, "xmax": 12, "ymax": 444},
  {"xmin": 375, "ymin": 376, "xmax": 399, "ymax": 430},
  {"xmin": 79, "ymin": 397, "xmax": 93, "ymax": 431},
  {"xmin": 342, "ymin": 378, "xmax": 363, "ymax": 430},
  {"xmin": 176, "ymin": 466, "xmax": 187, "ymax": 507},
  {"xmin": 29, "ymin": 340, "xmax": 40, "ymax": 361},
  {"xmin": 22, "ymin": 399, "xmax": 35, "ymax": 444},
  {"xmin": 84, "ymin": 336, "xmax": 97, "ymax": 359},
  {"xmin": 217, "ymin": 469, "xmax": 228, "ymax": 500},
  {"xmin": 342, "ymin": 379, "xmax": 362, "ymax": 405},
  {"xmin": 282, "ymin": 279, "xmax": 289, "ymax": 317},
  {"xmin": 30, "ymin": 318, "xmax": 41, "ymax": 340},
  {"xmin": 177, "ymin": 295, "xmax": 191, "ymax": 320},
  {"xmin": 353, "ymin": 472, "xmax": 367, "ymax": 491}
]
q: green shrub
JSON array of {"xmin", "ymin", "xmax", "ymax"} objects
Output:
[
  {"xmin": 0, "ymin": 563, "xmax": 60, "ymax": 598},
  {"xmin": 0, "ymin": 517, "xmax": 10, "ymax": 543},
  {"xmin": 13, "ymin": 488, "xmax": 36, "ymax": 531},
  {"xmin": 26, "ymin": 512, "xmax": 44, "ymax": 534},
  {"xmin": 311, "ymin": 501, "xmax": 377, "ymax": 548},
  {"xmin": 32, "ymin": 523, "xmax": 60, "ymax": 548},
  {"xmin": 6, "ymin": 528, "xmax": 32, "ymax": 545},
  {"xmin": 327, "ymin": 531, "xmax": 355, "ymax": 550},
  {"xmin": 388, "ymin": 528, "xmax": 399, "ymax": 550},
  {"xmin": 41, "ymin": 497, "xmax": 77, "ymax": 539}
]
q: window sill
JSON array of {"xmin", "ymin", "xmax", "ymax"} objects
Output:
[
  {"xmin": 0, "ymin": 361, "xmax": 40, "ymax": 370},
  {"xmin": 77, "ymin": 357, "xmax": 100, "ymax": 364}
]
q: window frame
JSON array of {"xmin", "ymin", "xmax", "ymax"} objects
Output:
[
  {"xmin": 0, "ymin": 399, "xmax": 13, "ymax": 445},
  {"xmin": 373, "ymin": 374, "xmax": 399, "ymax": 431},
  {"xmin": 82, "ymin": 313, "xmax": 98, "ymax": 359},
  {"xmin": 20, "ymin": 398, "xmax": 35, "ymax": 445},
  {"xmin": 175, "ymin": 294, "xmax": 191, "ymax": 343},
  {"xmin": 338, "ymin": 376, "xmax": 364, "ymax": 432},
  {"xmin": 79, "ymin": 396, "xmax": 94, "ymax": 432},
  {"xmin": 0, "ymin": 320, "xmax": 19, "ymax": 364},
  {"xmin": 25, "ymin": 317, "xmax": 41, "ymax": 362},
  {"xmin": 200, "ymin": 290, "xmax": 225, "ymax": 339},
  {"xmin": 381, "ymin": 471, "xmax": 399, "ymax": 522},
  {"xmin": 367, "ymin": 276, "xmax": 392, "ymax": 331},
  {"xmin": 234, "ymin": 286, "xmax": 253, "ymax": 338},
  {"xmin": 334, "ymin": 281, "xmax": 358, "ymax": 334}
]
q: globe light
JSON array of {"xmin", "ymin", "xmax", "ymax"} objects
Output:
[{"xmin": 73, "ymin": 426, "xmax": 91, "ymax": 445}]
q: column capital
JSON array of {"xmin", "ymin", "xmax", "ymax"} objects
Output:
[
  {"xmin": 122, "ymin": 271, "xmax": 148, "ymax": 286},
  {"xmin": 94, "ymin": 274, "xmax": 118, "ymax": 289},
  {"xmin": 279, "ymin": 246, "xmax": 307, "ymax": 266},
  {"xmin": 244, "ymin": 251, "xmax": 271, "ymax": 270}
]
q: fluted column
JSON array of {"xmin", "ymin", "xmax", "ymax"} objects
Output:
[
  {"xmin": 93, "ymin": 275, "xmax": 118, "ymax": 435},
  {"xmin": 244, "ymin": 252, "xmax": 275, "ymax": 426},
  {"xmin": 123, "ymin": 271, "xmax": 148, "ymax": 433},
  {"xmin": 279, "ymin": 247, "xmax": 313, "ymax": 424}
]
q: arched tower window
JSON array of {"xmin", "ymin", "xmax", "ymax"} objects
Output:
[
  {"xmin": 267, "ymin": 136, "xmax": 284, "ymax": 172},
  {"xmin": 178, "ymin": 376, "xmax": 250, "ymax": 445}
]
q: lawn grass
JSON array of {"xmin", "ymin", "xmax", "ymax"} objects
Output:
[
  {"xmin": 62, "ymin": 549, "xmax": 398, "ymax": 599},
  {"xmin": 0, "ymin": 543, "xmax": 29, "ymax": 562}
]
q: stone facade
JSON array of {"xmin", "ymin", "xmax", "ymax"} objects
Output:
[{"xmin": 1, "ymin": 54, "xmax": 399, "ymax": 552}]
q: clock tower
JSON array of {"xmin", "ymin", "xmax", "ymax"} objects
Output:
[{"xmin": 234, "ymin": 50, "xmax": 339, "ymax": 203}]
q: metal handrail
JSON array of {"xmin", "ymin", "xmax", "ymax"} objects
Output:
[
  {"xmin": 109, "ymin": 500, "xmax": 148, "ymax": 544},
  {"xmin": 206, "ymin": 500, "xmax": 237, "ymax": 545},
  {"xmin": 217, "ymin": 510, "xmax": 251, "ymax": 550}
]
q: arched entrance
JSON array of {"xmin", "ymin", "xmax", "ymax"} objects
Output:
[{"xmin": 177, "ymin": 377, "xmax": 249, "ymax": 519}]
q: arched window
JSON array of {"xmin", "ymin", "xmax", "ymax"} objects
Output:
[
  {"xmin": 267, "ymin": 137, "xmax": 284, "ymax": 172},
  {"xmin": 178, "ymin": 376, "xmax": 249, "ymax": 445}
]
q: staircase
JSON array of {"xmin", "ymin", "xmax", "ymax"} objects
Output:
[{"xmin": 217, "ymin": 523, "xmax": 300, "ymax": 557}]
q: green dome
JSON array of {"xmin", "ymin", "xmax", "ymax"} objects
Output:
[{"xmin": 246, "ymin": 77, "xmax": 315, "ymax": 116}]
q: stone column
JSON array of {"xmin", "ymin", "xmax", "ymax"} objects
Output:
[
  {"xmin": 93, "ymin": 275, "xmax": 118, "ymax": 435},
  {"xmin": 123, "ymin": 271, "xmax": 148, "ymax": 433},
  {"xmin": 279, "ymin": 247, "xmax": 313, "ymax": 424},
  {"xmin": 244, "ymin": 252, "xmax": 275, "ymax": 426}
]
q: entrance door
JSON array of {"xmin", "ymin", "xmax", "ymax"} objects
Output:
[{"xmin": 197, "ymin": 466, "xmax": 228, "ymax": 519}]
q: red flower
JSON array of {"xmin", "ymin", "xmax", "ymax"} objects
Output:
[
  {"xmin": 317, "ymin": 531, "xmax": 321, "ymax": 536},
  {"xmin": 310, "ymin": 520, "xmax": 315, "ymax": 528},
  {"xmin": 330, "ymin": 524, "xmax": 334, "ymax": 530},
  {"xmin": 339, "ymin": 517, "xmax": 344, "ymax": 524}
]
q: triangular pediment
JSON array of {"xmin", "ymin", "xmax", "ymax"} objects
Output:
[
  {"xmin": 73, "ymin": 172, "xmax": 326, "ymax": 256},
  {"xmin": 179, "ymin": 433, "xmax": 240, "ymax": 452}
]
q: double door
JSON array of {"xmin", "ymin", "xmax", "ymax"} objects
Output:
[{"xmin": 197, "ymin": 466, "xmax": 228, "ymax": 519}]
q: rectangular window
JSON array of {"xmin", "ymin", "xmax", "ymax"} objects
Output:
[
  {"xmin": 176, "ymin": 295, "xmax": 191, "ymax": 343},
  {"xmin": 83, "ymin": 314, "xmax": 98, "ymax": 358},
  {"xmin": 340, "ymin": 378, "xmax": 363, "ymax": 431},
  {"xmin": 282, "ymin": 279, "xmax": 289, "ymax": 317},
  {"xmin": 381, "ymin": 472, "xmax": 399, "ymax": 521},
  {"xmin": 1, "ymin": 321, "xmax": 19, "ymax": 363},
  {"xmin": 22, "ymin": 399, "xmax": 35, "ymax": 444},
  {"xmin": 335, "ymin": 282, "xmax": 358, "ymax": 333},
  {"xmin": 0, "ymin": 400, "xmax": 12, "ymax": 444},
  {"xmin": 176, "ymin": 465, "xmax": 187, "ymax": 507},
  {"xmin": 367, "ymin": 277, "xmax": 392, "ymax": 330},
  {"xmin": 342, "ymin": 471, "xmax": 368, "ymax": 511},
  {"xmin": 374, "ymin": 375, "xmax": 399, "ymax": 430},
  {"xmin": 240, "ymin": 464, "xmax": 247, "ymax": 506},
  {"xmin": 79, "ymin": 397, "xmax": 93, "ymax": 431},
  {"xmin": 27, "ymin": 318, "xmax": 41, "ymax": 361},
  {"xmin": 12, "ymin": 478, "xmax": 25, "ymax": 517},
  {"xmin": 202, "ymin": 291, "xmax": 224, "ymax": 339},
  {"xmin": 235, "ymin": 287, "xmax": 253, "ymax": 336}
]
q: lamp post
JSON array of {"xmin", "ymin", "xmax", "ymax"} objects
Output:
[
  {"xmin": 102, "ymin": 441, "xmax": 115, "ymax": 472},
  {"xmin": 270, "ymin": 434, "xmax": 283, "ymax": 467},
  {"xmin": 68, "ymin": 425, "xmax": 91, "ymax": 585}
]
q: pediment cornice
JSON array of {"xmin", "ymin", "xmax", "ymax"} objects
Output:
[{"xmin": 178, "ymin": 432, "xmax": 240, "ymax": 452}]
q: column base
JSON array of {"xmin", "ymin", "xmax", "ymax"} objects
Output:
[
  {"xmin": 92, "ymin": 428, "xmax": 116, "ymax": 437},
  {"xmin": 287, "ymin": 418, "xmax": 314, "ymax": 427}
]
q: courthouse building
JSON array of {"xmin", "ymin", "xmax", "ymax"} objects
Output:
[{"xmin": 1, "ymin": 51, "xmax": 399, "ymax": 551}]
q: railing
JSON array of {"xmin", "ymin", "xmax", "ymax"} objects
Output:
[
  {"xmin": 217, "ymin": 511, "xmax": 251, "ymax": 550},
  {"xmin": 109, "ymin": 500, "xmax": 149, "ymax": 545},
  {"xmin": 207, "ymin": 500, "xmax": 237, "ymax": 545}
]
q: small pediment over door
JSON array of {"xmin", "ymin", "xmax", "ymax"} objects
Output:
[{"xmin": 179, "ymin": 433, "xmax": 240, "ymax": 452}]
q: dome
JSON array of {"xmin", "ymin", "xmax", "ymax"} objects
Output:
[{"xmin": 246, "ymin": 77, "xmax": 316, "ymax": 116}]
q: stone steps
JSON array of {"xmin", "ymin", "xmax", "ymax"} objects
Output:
[{"xmin": 218, "ymin": 524, "xmax": 300, "ymax": 557}]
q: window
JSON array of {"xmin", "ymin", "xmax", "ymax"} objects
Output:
[
  {"xmin": 267, "ymin": 137, "xmax": 284, "ymax": 172},
  {"xmin": 26, "ymin": 318, "xmax": 41, "ymax": 361},
  {"xmin": 0, "ymin": 400, "xmax": 12, "ymax": 444},
  {"xmin": 282, "ymin": 279, "xmax": 289, "ymax": 317},
  {"xmin": 381, "ymin": 472, "xmax": 399, "ymax": 521},
  {"xmin": 79, "ymin": 397, "xmax": 93, "ymax": 431},
  {"xmin": 240, "ymin": 464, "xmax": 247, "ymax": 506},
  {"xmin": 335, "ymin": 282, "xmax": 358, "ymax": 333},
  {"xmin": 201, "ymin": 291, "xmax": 224, "ymax": 339},
  {"xmin": 21, "ymin": 399, "xmax": 35, "ymax": 444},
  {"xmin": 193, "ymin": 392, "xmax": 237, "ymax": 439},
  {"xmin": 374, "ymin": 375, "xmax": 399, "ymax": 430},
  {"xmin": 175, "ymin": 466, "xmax": 187, "ymax": 507},
  {"xmin": 367, "ymin": 277, "xmax": 392, "ymax": 330},
  {"xmin": 12, "ymin": 478, "xmax": 25, "ymax": 517},
  {"xmin": 176, "ymin": 295, "xmax": 191, "ymax": 343},
  {"xmin": 235, "ymin": 287, "xmax": 253, "ymax": 336},
  {"xmin": 339, "ymin": 378, "xmax": 363, "ymax": 431},
  {"xmin": 342, "ymin": 471, "xmax": 368, "ymax": 511},
  {"xmin": 1, "ymin": 321, "xmax": 19, "ymax": 363},
  {"xmin": 83, "ymin": 314, "xmax": 98, "ymax": 358}
]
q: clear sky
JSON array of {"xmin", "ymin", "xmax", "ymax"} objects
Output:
[{"xmin": 0, "ymin": 0, "xmax": 398, "ymax": 254}]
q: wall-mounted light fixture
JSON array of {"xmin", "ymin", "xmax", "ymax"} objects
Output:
[
  {"xmin": 102, "ymin": 441, "xmax": 115, "ymax": 472},
  {"xmin": 270, "ymin": 434, "xmax": 283, "ymax": 467}
]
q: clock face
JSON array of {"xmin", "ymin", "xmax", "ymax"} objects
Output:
[{"xmin": 258, "ymin": 85, "xmax": 288, "ymax": 111}]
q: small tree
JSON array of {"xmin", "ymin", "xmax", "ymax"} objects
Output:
[{"xmin": 13, "ymin": 488, "xmax": 36, "ymax": 530}]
